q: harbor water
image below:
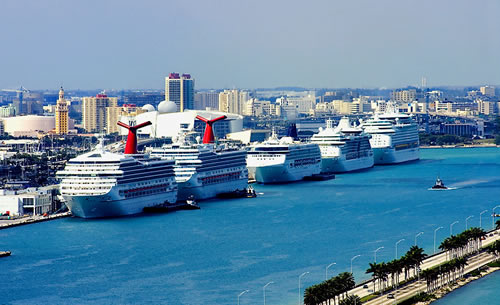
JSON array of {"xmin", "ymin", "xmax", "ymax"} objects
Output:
[{"xmin": 1, "ymin": 148, "xmax": 499, "ymax": 304}]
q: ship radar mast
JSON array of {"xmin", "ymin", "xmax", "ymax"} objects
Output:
[
  {"xmin": 117, "ymin": 121, "xmax": 152, "ymax": 154},
  {"xmin": 195, "ymin": 115, "xmax": 227, "ymax": 144}
]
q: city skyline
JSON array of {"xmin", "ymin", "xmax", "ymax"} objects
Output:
[{"xmin": 1, "ymin": 0, "xmax": 499, "ymax": 90}]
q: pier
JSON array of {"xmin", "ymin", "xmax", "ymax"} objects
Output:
[{"xmin": 0, "ymin": 212, "xmax": 71, "ymax": 230}]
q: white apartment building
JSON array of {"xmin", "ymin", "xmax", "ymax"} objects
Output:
[{"xmin": 218, "ymin": 89, "xmax": 250, "ymax": 115}]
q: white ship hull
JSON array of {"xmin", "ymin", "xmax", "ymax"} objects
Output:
[
  {"xmin": 64, "ymin": 187, "xmax": 177, "ymax": 218},
  {"xmin": 177, "ymin": 175, "xmax": 248, "ymax": 201},
  {"xmin": 248, "ymin": 163, "xmax": 321, "ymax": 184},
  {"xmin": 373, "ymin": 147, "xmax": 420, "ymax": 164},
  {"xmin": 321, "ymin": 155, "xmax": 374, "ymax": 173}
]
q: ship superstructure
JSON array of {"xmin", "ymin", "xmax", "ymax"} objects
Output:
[
  {"xmin": 361, "ymin": 107, "xmax": 419, "ymax": 164},
  {"xmin": 148, "ymin": 115, "xmax": 248, "ymax": 200},
  {"xmin": 57, "ymin": 122, "xmax": 177, "ymax": 218},
  {"xmin": 311, "ymin": 117, "xmax": 374, "ymax": 173},
  {"xmin": 246, "ymin": 130, "xmax": 321, "ymax": 183}
]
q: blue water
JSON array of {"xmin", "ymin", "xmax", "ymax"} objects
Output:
[
  {"xmin": 1, "ymin": 148, "xmax": 499, "ymax": 305},
  {"xmin": 433, "ymin": 271, "xmax": 500, "ymax": 305}
]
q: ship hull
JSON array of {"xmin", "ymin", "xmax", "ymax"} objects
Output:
[
  {"xmin": 64, "ymin": 188, "xmax": 177, "ymax": 218},
  {"xmin": 177, "ymin": 176, "xmax": 248, "ymax": 201},
  {"xmin": 248, "ymin": 163, "xmax": 321, "ymax": 184},
  {"xmin": 321, "ymin": 155, "xmax": 374, "ymax": 173},
  {"xmin": 373, "ymin": 147, "xmax": 419, "ymax": 164}
]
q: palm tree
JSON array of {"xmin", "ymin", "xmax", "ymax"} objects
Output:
[
  {"xmin": 496, "ymin": 219, "xmax": 500, "ymax": 230},
  {"xmin": 366, "ymin": 262, "xmax": 379, "ymax": 292}
]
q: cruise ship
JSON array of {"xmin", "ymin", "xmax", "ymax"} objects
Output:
[
  {"xmin": 246, "ymin": 130, "xmax": 321, "ymax": 183},
  {"xmin": 148, "ymin": 115, "xmax": 248, "ymax": 201},
  {"xmin": 57, "ymin": 121, "xmax": 177, "ymax": 218},
  {"xmin": 361, "ymin": 109, "xmax": 420, "ymax": 164},
  {"xmin": 310, "ymin": 117, "xmax": 374, "ymax": 173}
]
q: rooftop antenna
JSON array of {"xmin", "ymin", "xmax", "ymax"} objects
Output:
[
  {"xmin": 195, "ymin": 115, "xmax": 227, "ymax": 144},
  {"xmin": 117, "ymin": 121, "xmax": 152, "ymax": 154}
]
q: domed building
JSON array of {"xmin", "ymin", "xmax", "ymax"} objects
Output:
[
  {"xmin": 142, "ymin": 104, "xmax": 155, "ymax": 112},
  {"xmin": 157, "ymin": 100, "xmax": 177, "ymax": 114}
]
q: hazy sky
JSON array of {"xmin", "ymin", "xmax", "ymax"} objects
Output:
[{"xmin": 1, "ymin": 0, "xmax": 499, "ymax": 90}]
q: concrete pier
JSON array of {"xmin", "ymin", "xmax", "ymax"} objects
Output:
[{"xmin": 0, "ymin": 212, "xmax": 71, "ymax": 230}]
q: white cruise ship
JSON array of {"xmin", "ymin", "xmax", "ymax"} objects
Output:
[
  {"xmin": 57, "ymin": 122, "xmax": 177, "ymax": 218},
  {"xmin": 148, "ymin": 135, "xmax": 248, "ymax": 201},
  {"xmin": 246, "ymin": 131, "xmax": 321, "ymax": 183},
  {"xmin": 148, "ymin": 115, "xmax": 248, "ymax": 201},
  {"xmin": 310, "ymin": 117, "xmax": 374, "ymax": 173},
  {"xmin": 361, "ymin": 110, "xmax": 420, "ymax": 164}
]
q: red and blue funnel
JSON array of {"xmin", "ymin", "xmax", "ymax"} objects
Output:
[
  {"xmin": 196, "ymin": 115, "xmax": 226, "ymax": 144},
  {"xmin": 117, "ymin": 121, "xmax": 152, "ymax": 154}
]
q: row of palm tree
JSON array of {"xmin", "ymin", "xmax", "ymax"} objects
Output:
[
  {"xmin": 365, "ymin": 245, "xmax": 427, "ymax": 293},
  {"xmin": 420, "ymin": 257, "xmax": 468, "ymax": 293},
  {"xmin": 486, "ymin": 240, "xmax": 500, "ymax": 258},
  {"xmin": 438, "ymin": 227, "xmax": 487, "ymax": 260},
  {"xmin": 303, "ymin": 272, "xmax": 355, "ymax": 305}
]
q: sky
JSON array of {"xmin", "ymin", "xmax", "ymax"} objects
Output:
[{"xmin": 0, "ymin": 0, "xmax": 499, "ymax": 90}]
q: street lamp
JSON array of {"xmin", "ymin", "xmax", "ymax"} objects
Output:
[
  {"xmin": 263, "ymin": 281, "xmax": 274, "ymax": 305},
  {"xmin": 395, "ymin": 239, "xmax": 405, "ymax": 259},
  {"xmin": 466, "ymin": 215, "xmax": 474, "ymax": 230},
  {"xmin": 480, "ymin": 210, "xmax": 488, "ymax": 228},
  {"xmin": 238, "ymin": 290, "xmax": 249, "ymax": 305},
  {"xmin": 434, "ymin": 226, "xmax": 443, "ymax": 254},
  {"xmin": 298, "ymin": 272, "xmax": 309, "ymax": 305},
  {"xmin": 325, "ymin": 262, "xmax": 336, "ymax": 280},
  {"xmin": 492, "ymin": 205, "xmax": 500, "ymax": 229},
  {"xmin": 450, "ymin": 221, "xmax": 459, "ymax": 236},
  {"xmin": 414, "ymin": 232, "xmax": 424, "ymax": 246},
  {"xmin": 374, "ymin": 247, "xmax": 384, "ymax": 263},
  {"xmin": 351, "ymin": 255, "xmax": 361, "ymax": 274}
]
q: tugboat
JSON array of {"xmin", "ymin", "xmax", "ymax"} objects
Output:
[
  {"xmin": 431, "ymin": 177, "xmax": 448, "ymax": 190},
  {"xmin": 185, "ymin": 195, "xmax": 200, "ymax": 210},
  {"xmin": 0, "ymin": 251, "xmax": 11, "ymax": 258},
  {"xmin": 246, "ymin": 186, "xmax": 257, "ymax": 198}
]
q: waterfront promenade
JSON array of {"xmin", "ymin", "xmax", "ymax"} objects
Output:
[{"xmin": 346, "ymin": 228, "xmax": 500, "ymax": 304}]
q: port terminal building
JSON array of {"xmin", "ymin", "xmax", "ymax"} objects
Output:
[{"xmin": 118, "ymin": 101, "xmax": 244, "ymax": 140}]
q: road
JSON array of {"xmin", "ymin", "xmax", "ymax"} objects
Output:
[{"xmin": 344, "ymin": 228, "xmax": 500, "ymax": 304}]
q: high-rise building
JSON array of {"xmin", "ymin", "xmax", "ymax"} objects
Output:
[
  {"xmin": 480, "ymin": 86, "xmax": 495, "ymax": 97},
  {"xmin": 55, "ymin": 87, "xmax": 69, "ymax": 134},
  {"xmin": 82, "ymin": 93, "xmax": 118, "ymax": 133},
  {"xmin": 194, "ymin": 91, "xmax": 219, "ymax": 110},
  {"xmin": 165, "ymin": 73, "xmax": 194, "ymax": 112},
  {"xmin": 218, "ymin": 89, "xmax": 250, "ymax": 115}
]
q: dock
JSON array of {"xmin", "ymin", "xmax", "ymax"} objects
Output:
[{"xmin": 0, "ymin": 212, "xmax": 71, "ymax": 230}]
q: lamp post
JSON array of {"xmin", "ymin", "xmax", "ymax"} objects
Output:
[
  {"xmin": 450, "ymin": 221, "xmax": 459, "ymax": 236},
  {"xmin": 374, "ymin": 247, "xmax": 384, "ymax": 263},
  {"xmin": 298, "ymin": 272, "xmax": 309, "ymax": 305},
  {"xmin": 434, "ymin": 226, "xmax": 443, "ymax": 254},
  {"xmin": 465, "ymin": 215, "xmax": 474, "ymax": 230},
  {"xmin": 351, "ymin": 255, "xmax": 361, "ymax": 274},
  {"xmin": 480, "ymin": 210, "xmax": 488, "ymax": 228},
  {"xmin": 395, "ymin": 239, "xmax": 405, "ymax": 259},
  {"xmin": 238, "ymin": 290, "xmax": 249, "ymax": 305},
  {"xmin": 263, "ymin": 281, "xmax": 274, "ymax": 305},
  {"xmin": 414, "ymin": 232, "xmax": 424, "ymax": 246},
  {"xmin": 325, "ymin": 262, "xmax": 336, "ymax": 280},
  {"xmin": 492, "ymin": 205, "xmax": 500, "ymax": 229}
]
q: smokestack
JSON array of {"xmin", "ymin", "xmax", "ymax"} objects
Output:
[
  {"xmin": 195, "ymin": 115, "xmax": 226, "ymax": 144},
  {"xmin": 117, "ymin": 121, "xmax": 152, "ymax": 154}
]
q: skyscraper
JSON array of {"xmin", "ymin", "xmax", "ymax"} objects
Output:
[
  {"xmin": 55, "ymin": 87, "xmax": 69, "ymax": 134},
  {"xmin": 82, "ymin": 93, "xmax": 118, "ymax": 133},
  {"xmin": 165, "ymin": 73, "xmax": 194, "ymax": 112}
]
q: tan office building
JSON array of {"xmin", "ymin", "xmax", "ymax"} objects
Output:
[{"xmin": 82, "ymin": 93, "xmax": 118, "ymax": 133}]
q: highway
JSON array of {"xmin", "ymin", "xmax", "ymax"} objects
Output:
[{"xmin": 344, "ymin": 228, "xmax": 500, "ymax": 304}]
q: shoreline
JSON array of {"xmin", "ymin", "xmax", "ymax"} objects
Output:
[
  {"xmin": 421, "ymin": 144, "xmax": 498, "ymax": 149},
  {"xmin": 423, "ymin": 266, "xmax": 500, "ymax": 304}
]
